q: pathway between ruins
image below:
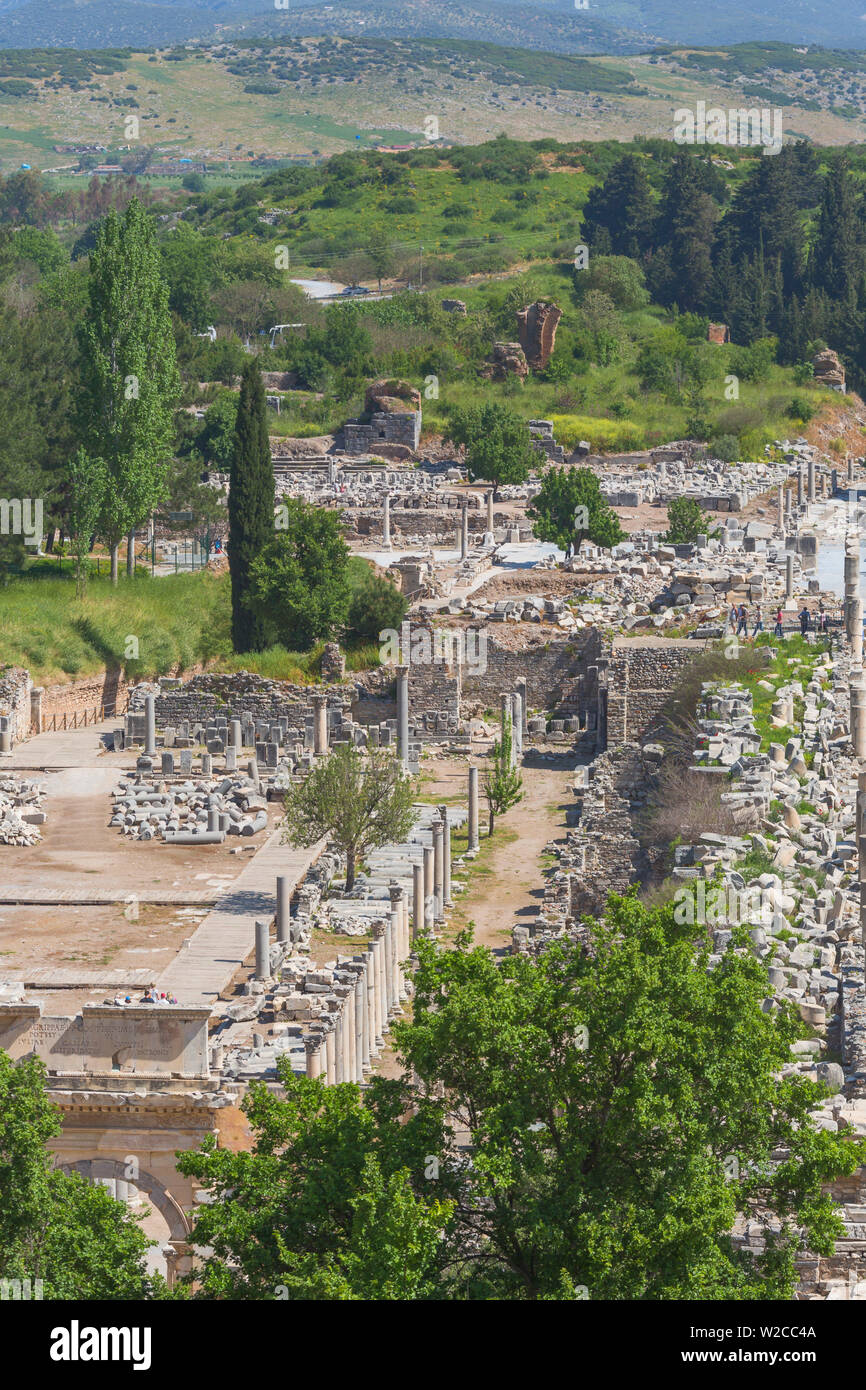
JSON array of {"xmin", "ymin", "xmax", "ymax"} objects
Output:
[{"xmin": 155, "ymin": 827, "xmax": 328, "ymax": 1005}]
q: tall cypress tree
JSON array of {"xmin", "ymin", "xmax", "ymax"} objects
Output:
[
  {"xmin": 77, "ymin": 198, "xmax": 179, "ymax": 583},
  {"xmin": 228, "ymin": 357, "xmax": 273, "ymax": 653}
]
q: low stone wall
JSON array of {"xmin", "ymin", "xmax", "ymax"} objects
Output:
[
  {"xmin": 40, "ymin": 671, "xmax": 131, "ymax": 726},
  {"xmin": 605, "ymin": 639, "xmax": 700, "ymax": 747}
]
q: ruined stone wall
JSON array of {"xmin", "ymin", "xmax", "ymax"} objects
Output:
[
  {"xmin": 605, "ymin": 640, "xmax": 699, "ymax": 747},
  {"xmin": 41, "ymin": 672, "xmax": 132, "ymax": 725},
  {"xmin": 461, "ymin": 629, "xmax": 603, "ymax": 717}
]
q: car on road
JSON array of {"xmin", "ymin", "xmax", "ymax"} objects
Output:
[{"xmin": 340, "ymin": 284, "xmax": 371, "ymax": 296}]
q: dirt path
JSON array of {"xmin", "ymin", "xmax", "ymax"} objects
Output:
[{"xmin": 449, "ymin": 759, "xmax": 573, "ymax": 955}]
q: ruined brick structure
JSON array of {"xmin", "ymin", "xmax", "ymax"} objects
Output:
[{"xmin": 604, "ymin": 638, "xmax": 699, "ymax": 747}]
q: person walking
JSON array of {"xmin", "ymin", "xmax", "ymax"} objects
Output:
[
  {"xmin": 752, "ymin": 607, "xmax": 764, "ymax": 638},
  {"xmin": 736, "ymin": 603, "xmax": 747, "ymax": 637},
  {"xmin": 799, "ymin": 606, "xmax": 810, "ymax": 637},
  {"xmin": 774, "ymin": 607, "xmax": 784, "ymax": 639},
  {"xmin": 728, "ymin": 602, "xmax": 738, "ymax": 632}
]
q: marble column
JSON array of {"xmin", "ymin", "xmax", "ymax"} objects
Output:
[
  {"xmin": 325, "ymin": 1022, "xmax": 337, "ymax": 1085},
  {"xmin": 144, "ymin": 693, "xmax": 156, "ymax": 756},
  {"xmin": 777, "ymin": 485, "xmax": 784, "ymax": 529},
  {"xmin": 354, "ymin": 971, "xmax": 367, "ymax": 1080},
  {"xmin": 413, "ymin": 860, "xmax": 424, "ymax": 941},
  {"xmin": 461, "ymin": 504, "xmax": 469, "ymax": 559},
  {"xmin": 468, "ymin": 765, "xmax": 479, "ymax": 851},
  {"xmin": 365, "ymin": 948, "xmax": 378, "ymax": 1059},
  {"xmin": 383, "ymin": 493, "xmax": 392, "ymax": 549},
  {"xmin": 438, "ymin": 805, "xmax": 452, "ymax": 907},
  {"xmin": 432, "ymin": 820, "xmax": 444, "ymax": 922},
  {"xmin": 808, "ymin": 457, "xmax": 816, "ymax": 502},
  {"xmin": 396, "ymin": 664, "xmax": 410, "ymax": 772},
  {"xmin": 334, "ymin": 1009, "xmax": 344, "ymax": 1084},
  {"xmin": 487, "ymin": 489, "xmax": 494, "ymax": 531},
  {"xmin": 371, "ymin": 924, "xmax": 386, "ymax": 1047},
  {"xmin": 255, "ymin": 920, "xmax": 269, "ymax": 981},
  {"xmin": 276, "ymin": 875, "xmax": 290, "ymax": 944},
  {"xmin": 797, "ymin": 468, "xmax": 803, "ymax": 506},
  {"xmin": 511, "ymin": 692, "xmax": 523, "ymax": 763},
  {"xmin": 785, "ymin": 553, "xmax": 793, "ymax": 600},
  {"xmin": 305, "ymin": 1035, "xmax": 322, "ymax": 1080},
  {"xmin": 312, "ymin": 693, "xmax": 328, "ymax": 755}
]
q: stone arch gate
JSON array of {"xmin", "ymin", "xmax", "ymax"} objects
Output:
[{"xmin": 58, "ymin": 1157, "xmax": 192, "ymax": 1286}]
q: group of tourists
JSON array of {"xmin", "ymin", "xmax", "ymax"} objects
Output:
[{"xmin": 727, "ymin": 602, "xmax": 830, "ymax": 640}]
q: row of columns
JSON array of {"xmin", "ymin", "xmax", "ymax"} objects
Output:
[{"xmin": 304, "ymin": 880, "xmax": 412, "ymax": 1083}]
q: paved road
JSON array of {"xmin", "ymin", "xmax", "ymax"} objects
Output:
[{"xmin": 155, "ymin": 828, "xmax": 327, "ymax": 1006}]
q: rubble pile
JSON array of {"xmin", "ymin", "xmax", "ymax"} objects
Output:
[
  {"xmin": 109, "ymin": 776, "xmax": 270, "ymax": 843},
  {"xmin": 0, "ymin": 776, "xmax": 46, "ymax": 845}
]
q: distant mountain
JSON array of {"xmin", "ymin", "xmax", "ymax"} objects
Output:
[{"xmin": 0, "ymin": 0, "xmax": 864, "ymax": 52}]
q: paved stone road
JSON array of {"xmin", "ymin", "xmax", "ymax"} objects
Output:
[{"xmin": 155, "ymin": 828, "xmax": 327, "ymax": 1005}]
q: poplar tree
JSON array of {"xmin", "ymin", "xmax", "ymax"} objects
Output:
[
  {"xmin": 228, "ymin": 356, "xmax": 274, "ymax": 652},
  {"xmin": 77, "ymin": 198, "xmax": 179, "ymax": 583}
]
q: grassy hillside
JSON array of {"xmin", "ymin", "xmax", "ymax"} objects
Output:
[{"xmin": 2, "ymin": 37, "xmax": 866, "ymax": 173}]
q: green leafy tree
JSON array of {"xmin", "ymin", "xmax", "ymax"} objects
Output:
[
  {"xmin": 247, "ymin": 500, "xmax": 350, "ymax": 650},
  {"xmin": 395, "ymin": 896, "xmax": 865, "ymax": 1299},
  {"xmin": 175, "ymin": 1067, "xmax": 450, "ymax": 1300},
  {"xmin": 483, "ymin": 715, "xmax": 523, "ymax": 835},
  {"xmin": 366, "ymin": 227, "xmax": 395, "ymax": 294},
  {"xmin": 228, "ymin": 357, "xmax": 274, "ymax": 652},
  {"xmin": 347, "ymin": 566, "xmax": 407, "ymax": 643},
  {"xmin": 67, "ymin": 447, "xmax": 107, "ymax": 597},
  {"xmin": 283, "ymin": 743, "xmax": 417, "ymax": 890},
  {"xmin": 446, "ymin": 403, "xmax": 534, "ymax": 497},
  {"xmin": 663, "ymin": 495, "xmax": 719, "ymax": 545},
  {"xmin": 77, "ymin": 197, "xmax": 180, "ymax": 582},
  {"xmin": 0, "ymin": 1052, "xmax": 154, "ymax": 1298},
  {"xmin": 528, "ymin": 466, "xmax": 625, "ymax": 553},
  {"xmin": 196, "ymin": 391, "xmax": 238, "ymax": 468}
]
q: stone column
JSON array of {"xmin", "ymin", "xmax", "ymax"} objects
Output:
[
  {"xmin": 852, "ymin": 677, "xmax": 866, "ymax": 759},
  {"xmin": 354, "ymin": 971, "xmax": 366, "ymax": 1080},
  {"xmin": 460, "ymin": 504, "xmax": 469, "ymax": 560},
  {"xmin": 832, "ymin": 468, "xmax": 838, "ymax": 496},
  {"xmin": 383, "ymin": 493, "xmax": 392, "ymax": 549},
  {"xmin": 438, "ymin": 805, "xmax": 452, "ymax": 907},
  {"xmin": 423, "ymin": 841, "xmax": 434, "ymax": 899},
  {"xmin": 785, "ymin": 553, "xmax": 793, "ymax": 600},
  {"xmin": 144, "ymin": 693, "xmax": 156, "ymax": 756},
  {"xmin": 230, "ymin": 719, "xmax": 242, "ymax": 750},
  {"xmin": 849, "ymin": 455, "xmax": 856, "ymax": 486},
  {"xmin": 255, "ymin": 919, "xmax": 269, "ymax": 981},
  {"xmin": 487, "ymin": 489, "xmax": 494, "ymax": 531},
  {"xmin": 516, "ymin": 677, "xmax": 527, "ymax": 735},
  {"xmin": 305, "ymin": 1035, "xmax": 322, "ymax": 1080},
  {"xmin": 371, "ymin": 924, "xmax": 386, "ymax": 1047},
  {"xmin": 501, "ymin": 692, "xmax": 516, "ymax": 767},
  {"xmin": 785, "ymin": 484, "xmax": 792, "ymax": 519},
  {"xmin": 797, "ymin": 468, "xmax": 803, "ymax": 506},
  {"xmin": 334, "ymin": 1008, "xmax": 344, "ymax": 1084},
  {"xmin": 276, "ymin": 875, "xmax": 291, "ymax": 944},
  {"xmin": 777, "ymin": 485, "xmax": 784, "ymax": 529},
  {"xmin": 342, "ymin": 985, "xmax": 356, "ymax": 1082},
  {"xmin": 390, "ymin": 881, "xmax": 406, "ymax": 987},
  {"xmin": 468, "ymin": 765, "xmax": 479, "ymax": 852},
  {"xmin": 365, "ymin": 948, "xmax": 378, "ymax": 1059},
  {"xmin": 30, "ymin": 686, "xmax": 43, "ymax": 736},
  {"xmin": 511, "ymin": 692, "xmax": 523, "ymax": 763},
  {"xmin": 808, "ymin": 457, "xmax": 816, "ymax": 502},
  {"xmin": 325, "ymin": 1021, "xmax": 336, "ymax": 1084},
  {"xmin": 389, "ymin": 904, "xmax": 402, "ymax": 1011},
  {"xmin": 413, "ymin": 860, "xmax": 424, "ymax": 941},
  {"xmin": 432, "ymin": 820, "xmax": 444, "ymax": 923},
  {"xmin": 396, "ymin": 664, "xmax": 410, "ymax": 772},
  {"xmin": 312, "ymin": 693, "xmax": 328, "ymax": 756}
]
